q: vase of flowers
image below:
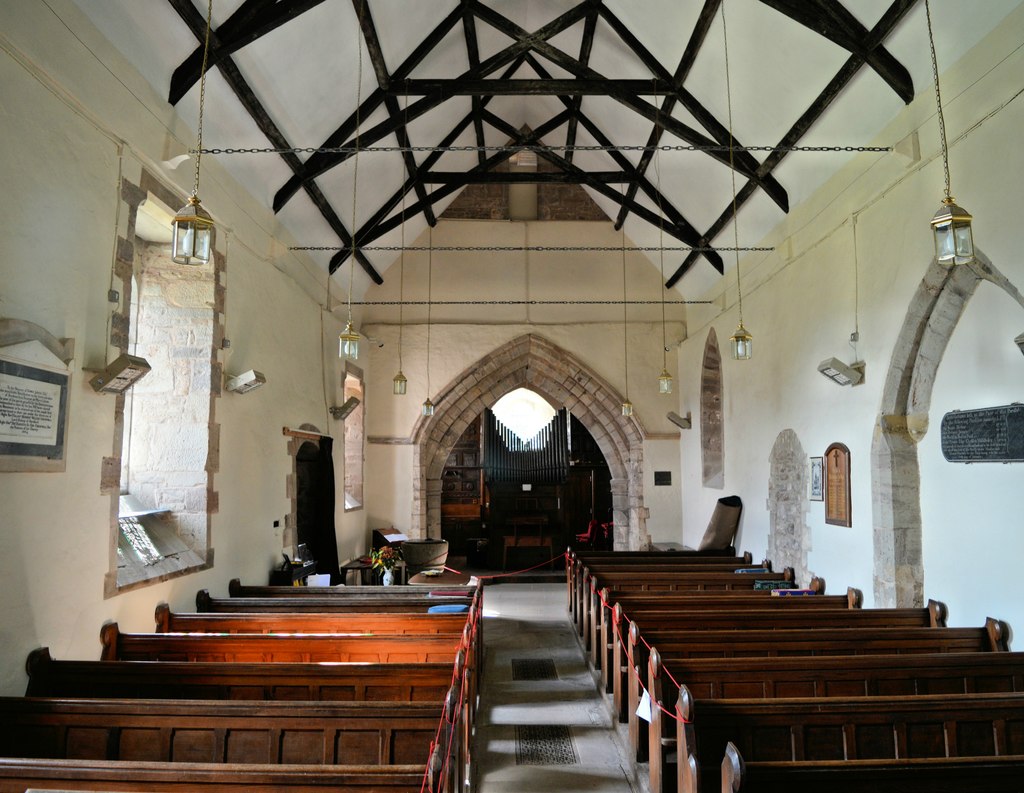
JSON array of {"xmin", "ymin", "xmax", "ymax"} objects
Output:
[{"xmin": 369, "ymin": 545, "xmax": 402, "ymax": 586}]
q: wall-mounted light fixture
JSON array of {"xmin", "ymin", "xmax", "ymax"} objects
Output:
[
  {"xmin": 1014, "ymin": 332, "xmax": 1024, "ymax": 356},
  {"xmin": 818, "ymin": 357, "xmax": 865, "ymax": 387},
  {"xmin": 329, "ymin": 396, "xmax": 360, "ymax": 420},
  {"xmin": 88, "ymin": 353, "xmax": 152, "ymax": 394},
  {"xmin": 224, "ymin": 369, "xmax": 266, "ymax": 394},
  {"xmin": 667, "ymin": 411, "xmax": 692, "ymax": 430}
]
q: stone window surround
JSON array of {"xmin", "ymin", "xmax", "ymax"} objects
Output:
[
  {"xmin": 343, "ymin": 362, "xmax": 364, "ymax": 513},
  {"xmin": 101, "ymin": 168, "xmax": 223, "ymax": 598}
]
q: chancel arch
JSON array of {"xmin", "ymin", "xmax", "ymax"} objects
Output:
[{"xmin": 410, "ymin": 334, "xmax": 651, "ymax": 550}]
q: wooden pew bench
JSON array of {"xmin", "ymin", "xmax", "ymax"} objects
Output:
[
  {"xmin": 578, "ymin": 567, "xmax": 795, "ymax": 656},
  {"xmin": 198, "ymin": 590, "xmax": 473, "ymax": 614},
  {"xmin": 675, "ymin": 688, "xmax": 1024, "ymax": 793},
  {"xmin": 100, "ymin": 623, "xmax": 463, "ymax": 663},
  {"xmin": 717, "ymin": 742, "xmax": 1024, "ymax": 793},
  {"xmin": 597, "ymin": 584, "xmax": 850, "ymax": 686},
  {"xmin": 621, "ymin": 618, "xmax": 1009, "ymax": 764},
  {"xmin": 228, "ymin": 578, "xmax": 478, "ymax": 598},
  {"xmin": 0, "ymin": 696, "xmax": 440, "ymax": 766},
  {"xmin": 156, "ymin": 603, "xmax": 471, "ymax": 635},
  {"xmin": 649, "ymin": 649, "xmax": 1024, "ymax": 793},
  {"xmin": 26, "ymin": 647, "xmax": 456, "ymax": 701},
  {"xmin": 567, "ymin": 550, "xmax": 749, "ymax": 623},
  {"xmin": 0, "ymin": 758, "xmax": 429, "ymax": 792}
]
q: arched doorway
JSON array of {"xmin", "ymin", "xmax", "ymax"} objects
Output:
[{"xmin": 410, "ymin": 334, "xmax": 651, "ymax": 550}]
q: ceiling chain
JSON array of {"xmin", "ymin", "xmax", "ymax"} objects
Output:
[
  {"xmin": 292, "ymin": 244, "xmax": 774, "ymax": 252},
  {"xmin": 197, "ymin": 143, "xmax": 889, "ymax": 155}
]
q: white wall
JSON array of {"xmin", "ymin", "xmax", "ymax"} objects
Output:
[
  {"xmin": 0, "ymin": 1, "xmax": 361, "ymax": 693},
  {"xmin": 676, "ymin": 6, "xmax": 1024, "ymax": 632}
]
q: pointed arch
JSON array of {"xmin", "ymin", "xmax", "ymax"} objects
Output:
[
  {"xmin": 410, "ymin": 334, "xmax": 651, "ymax": 550},
  {"xmin": 872, "ymin": 250, "xmax": 1024, "ymax": 606}
]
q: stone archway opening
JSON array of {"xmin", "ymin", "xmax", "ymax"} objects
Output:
[
  {"xmin": 410, "ymin": 334, "xmax": 651, "ymax": 550},
  {"xmin": 768, "ymin": 429, "xmax": 812, "ymax": 587}
]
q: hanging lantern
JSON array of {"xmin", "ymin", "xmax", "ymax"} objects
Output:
[
  {"xmin": 339, "ymin": 320, "xmax": 359, "ymax": 360},
  {"xmin": 930, "ymin": 197, "xmax": 974, "ymax": 265},
  {"xmin": 658, "ymin": 368, "xmax": 673, "ymax": 395},
  {"xmin": 621, "ymin": 399, "xmax": 633, "ymax": 417},
  {"xmin": 393, "ymin": 370, "xmax": 408, "ymax": 395},
  {"xmin": 171, "ymin": 197, "xmax": 214, "ymax": 266},
  {"xmin": 422, "ymin": 397, "xmax": 435, "ymax": 417},
  {"xmin": 730, "ymin": 322, "xmax": 752, "ymax": 361}
]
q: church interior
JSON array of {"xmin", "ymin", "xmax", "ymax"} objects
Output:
[{"xmin": 1, "ymin": 0, "xmax": 1023, "ymax": 789}]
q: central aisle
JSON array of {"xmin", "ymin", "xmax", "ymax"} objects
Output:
[{"xmin": 473, "ymin": 582, "xmax": 642, "ymax": 792}]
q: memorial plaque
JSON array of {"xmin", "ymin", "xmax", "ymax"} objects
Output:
[
  {"xmin": 0, "ymin": 357, "xmax": 69, "ymax": 461},
  {"xmin": 941, "ymin": 404, "xmax": 1024, "ymax": 463},
  {"xmin": 824, "ymin": 443, "xmax": 851, "ymax": 527}
]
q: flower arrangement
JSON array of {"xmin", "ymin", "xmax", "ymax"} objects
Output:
[{"xmin": 369, "ymin": 545, "xmax": 402, "ymax": 573}]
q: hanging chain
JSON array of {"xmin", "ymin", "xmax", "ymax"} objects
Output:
[
  {"xmin": 621, "ymin": 185, "xmax": 630, "ymax": 401},
  {"xmin": 347, "ymin": 0, "xmax": 364, "ymax": 323},
  {"xmin": 722, "ymin": 0, "xmax": 744, "ymax": 325},
  {"xmin": 925, "ymin": 0, "xmax": 952, "ymax": 199},
  {"xmin": 291, "ymin": 244, "xmax": 774, "ymax": 252},
  {"xmin": 192, "ymin": 0, "xmax": 213, "ymax": 197},
  {"xmin": 198, "ymin": 143, "xmax": 890, "ymax": 155},
  {"xmin": 653, "ymin": 84, "xmax": 669, "ymax": 368},
  {"xmin": 426, "ymin": 225, "xmax": 433, "ymax": 397}
]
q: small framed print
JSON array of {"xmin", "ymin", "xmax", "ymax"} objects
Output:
[{"xmin": 809, "ymin": 457, "xmax": 824, "ymax": 501}]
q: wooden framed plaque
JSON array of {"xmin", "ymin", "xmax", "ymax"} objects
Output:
[{"xmin": 824, "ymin": 443, "xmax": 851, "ymax": 527}]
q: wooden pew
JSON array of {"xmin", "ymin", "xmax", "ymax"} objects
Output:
[
  {"xmin": 0, "ymin": 758, "xmax": 429, "ymax": 792},
  {"xmin": 0, "ymin": 696, "xmax": 440, "ymax": 766},
  {"xmin": 198, "ymin": 590, "xmax": 472, "ymax": 614},
  {"xmin": 579, "ymin": 567, "xmax": 795, "ymax": 657},
  {"xmin": 26, "ymin": 647, "xmax": 455, "ymax": 701},
  {"xmin": 717, "ymin": 742, "xmax": 1024, "ymax": 793},
  {"xmin": 228, "ymin": 578, "xmax": 477, "ymax": 598},
  {"xmin": 156, "ymin": 603, "xmax": 470, "ymax": 635},
  {"xmin": 622, "ymin": 618, "xmax": 1009, "ymax": 764},
  {"xmin": 100, "ymin": 623, "xmax": 463, "ymax": 663},
  {"xmin": 649, "ymin": 649, "xmax": 1024, "ymax": 793},
  {"xmin": 568, "ymin": 553, "xmax": 754, "ymax": 630},
  {"xmin": 675, "ymin": 687, "xmax": 1024, "ymax": 793},
  {"xmin": 598, "ymin": 583, "xmax": 850, "ymax": 687}
]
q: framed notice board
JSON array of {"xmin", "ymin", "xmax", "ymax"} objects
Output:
[
  {"xmin": 824, "ymin": 442, "xmax": 851, "ymax": 527},
  {"xmin": 0, "ymin": 355, "xmax": 70, "ymax": 472}
]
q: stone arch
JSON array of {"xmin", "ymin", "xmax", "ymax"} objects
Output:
[
  {"xmin": 872, "ymin": 250, "xmax": 1024, "ymax": 607},
  {"xmin": 410, "ymin": 334, "xmax": 651, "ymax": 550},
  {"xmin": 701, "ymin": 328, "xmax": 724, "ymax": 488},
  {"xmin": 767, "ymin": 429, "xmax": 812, "ymax": 587}
]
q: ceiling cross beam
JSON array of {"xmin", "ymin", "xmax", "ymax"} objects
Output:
[
  {"xmin": 168, "ymin": 0, "xmax": 327, "ymax": 105},
  {"xmin": 759, "ymin": 0, "xmax": 915, "ymax": 103},
  {"xmin": 335, "ymin": 106, "xmax": 570, "ymax": 265},
  {"xmin": 564, "ymin": 2, "xmax": 602, "ymax": 164},
  {"xmin": 469, "ymin": 1, "xmax": 789, "ymax": 213},
  {"xmin": 665, "ymin": 0, "xmax": 917, "ymax": 286},
  {"xmin": 165, "ymin": 0, "xmax": 382, "ymax": 284},
  {"xmin": 460, "ymin": 0, "xmax": 488, "ymax": 167},
  {"xmin": 350, "ymin": 0, "xmax": 437, "ymax": 228},
  {"xmin": 274, "ymin": 2, "xmax": 592, "ymax": 212},
  {"xmin": 522, "ymin": 52, "xmax": 720, "ymax": 273}
]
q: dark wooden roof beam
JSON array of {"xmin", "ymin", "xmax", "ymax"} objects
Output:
[
  {"xmin": 168, "ymin": 0, "xmax": 327, "ymax": 104},
  {"xmin": 564, "ymin": 3, "xmax": 601, "ymax": 164}
]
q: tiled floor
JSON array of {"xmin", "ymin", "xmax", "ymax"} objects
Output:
[{"xmin": 473, "ymin": 582, "xmax": 642, "ymax": 792}]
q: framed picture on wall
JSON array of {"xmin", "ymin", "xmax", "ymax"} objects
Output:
[
  {"xmin": 809, "ymin": 456, "xmax": 824, "ymax": 501},
  {"xmin": 824, "ymin": 442, "xmax": 852, "ymax": 527}
]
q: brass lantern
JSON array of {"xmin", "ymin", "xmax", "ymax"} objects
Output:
[
  {"xmin": 730, "ymin": 322, "xmax": 752, "ymax": 361},
  {"xmin": 930, "ymin": 197, "xmax": 974, "ymax": 266}
]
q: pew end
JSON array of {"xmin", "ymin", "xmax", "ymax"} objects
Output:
[
  {"xmin": 928, "ymin": 598, "xmax": 949, "ymax": 627},
  {"xmin": 676, "ymin": 687, "xmax": 698, "ymax": 793},
  {"xmin": 196, "ymin": 589, "xmax": 213, "ymax": 611},
  {"xmin": 154, "ymin": 603, "xmax": 170, "ymax": 632},
  {"xmin": 98, "ymin": 622, "xmax": 119, "ymax": 661},
  {"xmin": 846, "ymin": 586, "xmax": 862, "ymax": 608},
  {"xmin": 721, "ymin": 742, "xmax": 743, "ymax": 793},
  {"xmin": 987, "ymin": 617, "xmax": 1012, "ymax": 651}
]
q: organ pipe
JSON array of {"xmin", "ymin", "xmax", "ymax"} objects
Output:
[{"xmin": 483, "ymin": 408, "xmax": 568, "ymax": 484}]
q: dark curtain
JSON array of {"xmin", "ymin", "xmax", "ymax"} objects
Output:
[{"xmin": 313, "ymin": 436, "xmax": 341, "ymax": 583}]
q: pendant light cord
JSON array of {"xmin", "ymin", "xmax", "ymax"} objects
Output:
[
  {"xmin": 925, "ymin": 0, "xmax": 951, "ymax": 200},
  {"xmin": 397, "ymin": 89, "xmax": 408, "ymax": 375},
  {"xmin": 191, "ymin": 0, "xmax": 213, "ymax": 198},
  {"xmin": 721, "ymin": 0, "xmax": 744, "ymax": 325},
  {"xmin": 348, "ymin": 0, "xmax": 365, "ymax": 326},
  {"xmin": 621, "ymin": 192, "xmax": 630, "ymax": 402},
  {"xmin": 426, "ymin": 225, "xmax": 433, "ymax": 399},
  {"xmin": 652, "ymin": 83, "xmax": 668, "ymax": 369}
]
